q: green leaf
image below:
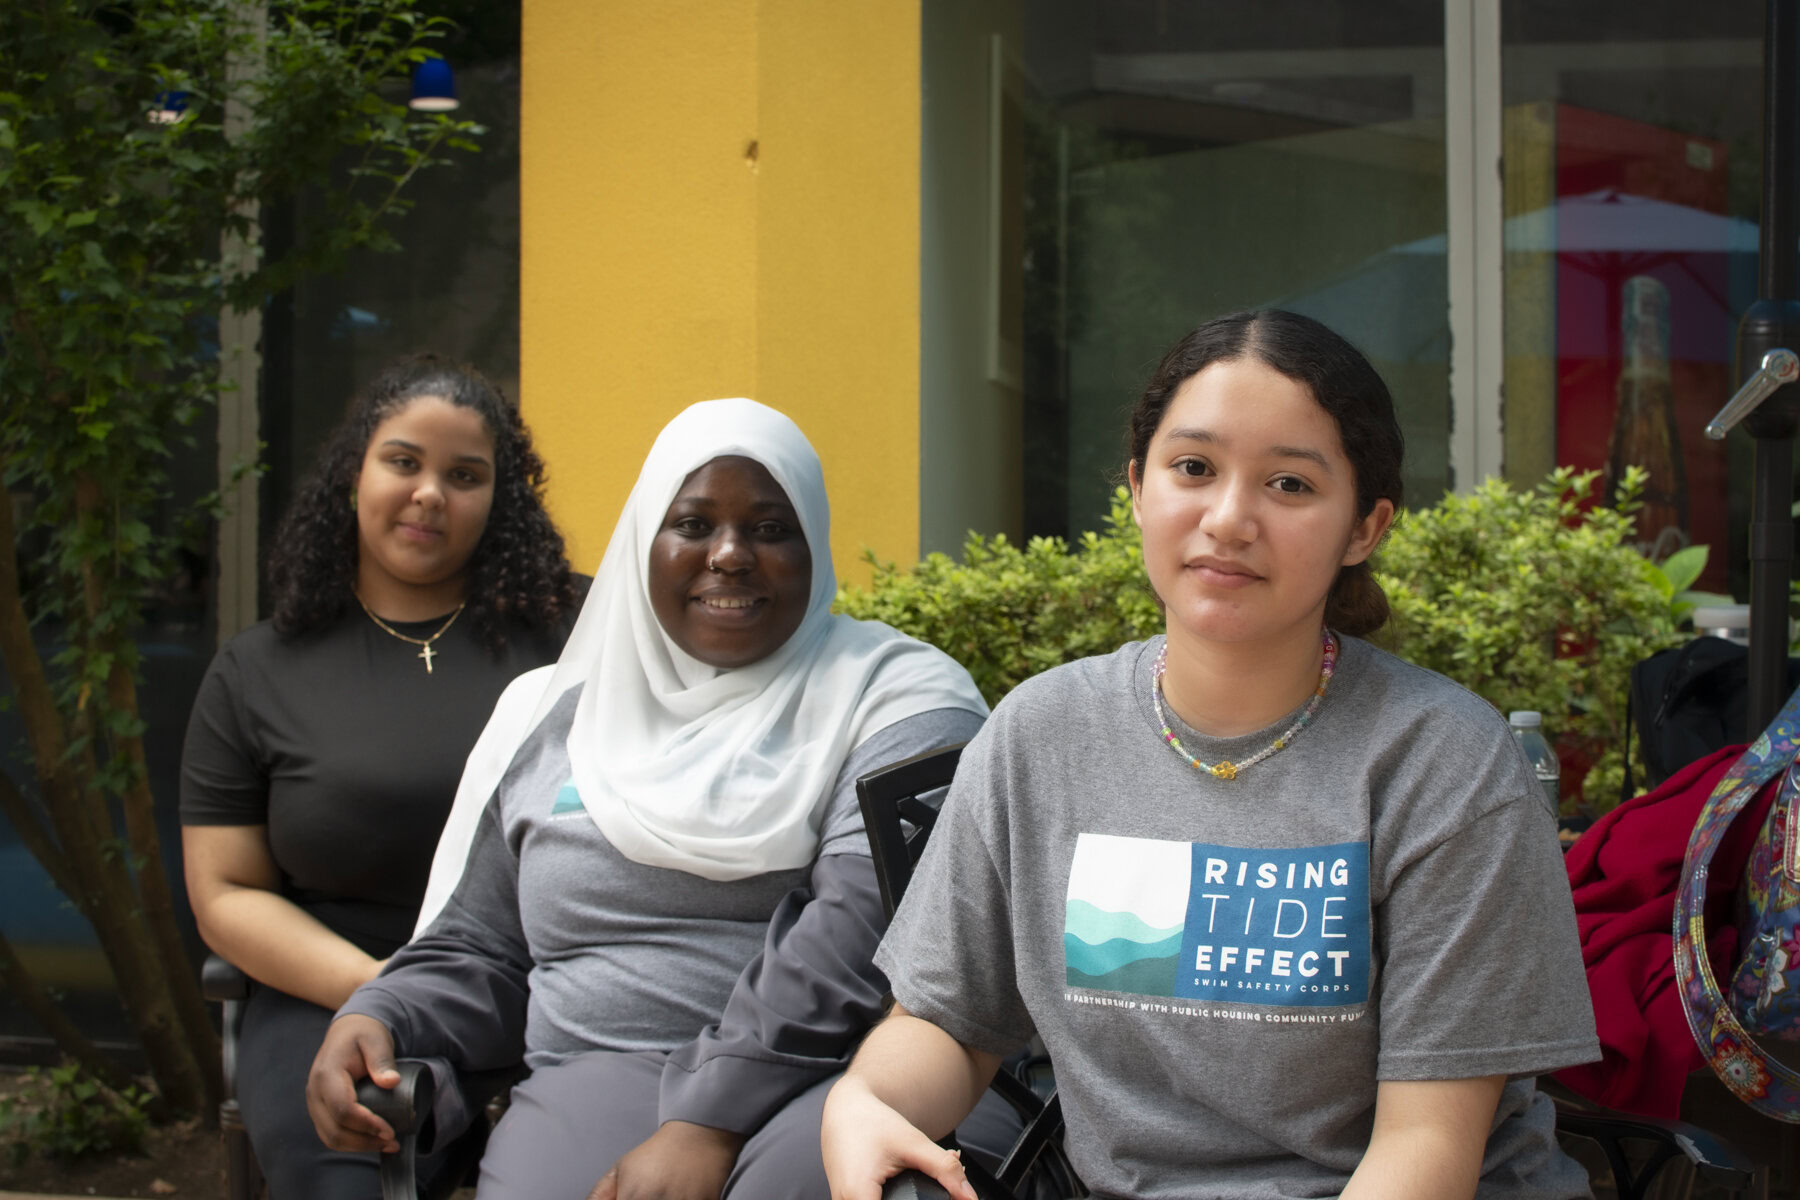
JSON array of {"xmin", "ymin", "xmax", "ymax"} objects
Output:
[
  {"xmin": 1659, "ymin": 544, "xmax": 1709, "ymax": 594},
  {"xmin": 1681, "ymin": 590, "xmax": 1737, "ymax": 609}
]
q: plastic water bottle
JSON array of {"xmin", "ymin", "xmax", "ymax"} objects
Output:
[{"xmin": 1509, "ymin": 710, "xmax": 1561, "ymax": 813}]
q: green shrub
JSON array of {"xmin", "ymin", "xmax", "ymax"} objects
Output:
[
  {"xmin": 0, "ymin": 1063, "xmax": 151, "ymax": 1165},
  {"xmin": 838, "ymin": 467, "xmax": 1687, "ymax": 812},
  {"xmin": 836, "ymin": 488, "xmax": 1161, "ymax": 705},
  {"xmin": 1373, "ymin": 466, "xmax": 1686, "ymax": 809}
]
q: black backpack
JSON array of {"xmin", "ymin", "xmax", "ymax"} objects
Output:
[{"xmin": 1626, "ymin": 636, "xmax": 1800, "ymax": 796}]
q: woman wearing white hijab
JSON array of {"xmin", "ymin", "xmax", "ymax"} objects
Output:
[{"xmin": 305, "ymin": 399, "xmax": 1008, "ymax": 1200}]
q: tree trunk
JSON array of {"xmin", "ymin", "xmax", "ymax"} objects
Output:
[
  {"xmin": 0, "ymin": 483, "xmax": 212, "ymax": 1115},
  {"xmin": 41, "ymin": 718, "xmax": 210, "ymax": 1116},
  {"xmin": 0, "ymin": 933, "xmax": 137, "ymax": 1098},
  {"xmin": 107, "ymin": 662, "xmax": 223, "ymax": 1106}
]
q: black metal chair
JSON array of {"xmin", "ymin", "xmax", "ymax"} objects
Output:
[
  {"xmin": 200, "ymin": 953, "xmax": 492, "ymax": 1200},
  {"xmin": 200, "ymin": 954, "xmax": 262, "ymax": 1200},
  {"xmin": 1550, "ymin": 1088, "xmax": 1758, "ymax": 1200},
  {"xmin": 856, "ymin": 744, "xmax": 1080, "ymax": 1200},
  {"xmin": 855, "ymin": 744, "xmax": 1761, "ymax": 1200}
]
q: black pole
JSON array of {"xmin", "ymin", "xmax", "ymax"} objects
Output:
[
  {"xmin": 1760, "ymin": 0, "xmax": 1798, "ymax": 303},
  {"xmin": 1737, "ymin": 0, "xmax": 1800, "ymax": 735}
]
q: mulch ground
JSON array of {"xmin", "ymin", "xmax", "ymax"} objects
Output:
[{"xmin": 0, "ymin": 1067, "xmax": 222, "ymax": 1199}]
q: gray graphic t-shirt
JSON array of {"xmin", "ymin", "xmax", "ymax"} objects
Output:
[{"xmin": 877, "ymin": 636, "xmax": 1599, "ymax": 1200}]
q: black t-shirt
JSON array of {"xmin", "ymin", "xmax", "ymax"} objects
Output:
[{"xmin": 180, "ymin": 608, "xmax": 572, "ymax": 957}]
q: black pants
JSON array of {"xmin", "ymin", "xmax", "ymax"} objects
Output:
[{"xmin": 237, "ymin": 986, "xmax": 454, "ymax": 1200}]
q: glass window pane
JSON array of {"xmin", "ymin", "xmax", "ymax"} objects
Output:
[
  {"xmin": 264, "ymin": 54, "xmax": 522, "ymax": 549},
  {"xmin": 1018, "ymin": 1, "xmax": 1448, "ymax": 538},
  {"xmin": 1501, "ymin": 1, "xmax": 1763, "ymax": 596}
]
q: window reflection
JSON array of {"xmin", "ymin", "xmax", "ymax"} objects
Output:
[
  {"xmin": 1502, "ymin": 1, "xmax": 1762, "ymax": 596},
  {"xmin": 1016, "ymin": 1, "xmax": 1449, "ymax": 539},
  {"xmin": 263, "ymin": 55, "xmax": 522, "ymax": 552}
]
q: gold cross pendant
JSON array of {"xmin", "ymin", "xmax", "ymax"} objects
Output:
[{"xmin": 419, "ymin": 643, "xmax": 437, "ymax": 673}]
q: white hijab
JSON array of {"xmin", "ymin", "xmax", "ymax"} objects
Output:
[{"xmin": 417, "ymin": 399, "xmax": 987, "ymax": 929}]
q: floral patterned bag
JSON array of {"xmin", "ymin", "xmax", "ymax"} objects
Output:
[{"xmin": 1675, "ymin": 683, "xmax": 1800, "ymax": 1118}]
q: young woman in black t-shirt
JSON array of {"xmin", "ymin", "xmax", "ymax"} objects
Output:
[{"xmin": 180, "ymin": 355, "xmax": 580, "ymax": 1199}]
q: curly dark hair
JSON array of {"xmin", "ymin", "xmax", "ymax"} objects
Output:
[{"xmin": 266, "ymin": 353, "xmax": 580, "ymax": 655}]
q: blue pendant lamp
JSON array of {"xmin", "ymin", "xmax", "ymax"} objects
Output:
[
  {"xmin": 409, "ymin": 56, "xmax": 459, "ymax": 112},
  {"xmin": 147, "ymin": 90, "xmax": 189, "ymax": 124}
]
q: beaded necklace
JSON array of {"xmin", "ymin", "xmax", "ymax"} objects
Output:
[{"xmin": 1150, "ymin": 630, "xmax": 1337, "ymax": 780}]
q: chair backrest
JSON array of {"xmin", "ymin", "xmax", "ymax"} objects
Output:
[
  {"xmin": 856, "ymin": 743, "xmax": 1086, "ymax": 1200},
  {"xmin": 854, "ymin": 742, "xmax": 964, "ymax": 920}
]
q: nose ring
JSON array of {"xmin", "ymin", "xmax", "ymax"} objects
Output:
[{"xmin": 707, "ymin": 557, "xmax": 721, "ymax": 572}]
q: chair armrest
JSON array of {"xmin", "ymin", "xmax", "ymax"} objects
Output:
[
  {"xmin": 355, "ymin": 1059, "xmax": 436, "ymax": 1142},
  {"xmin": 201, "ymin": 954, "xmax": 253, "ymax": 1109},
  {"xmin": 1552, "ymin": 1096, "xmax": 1756, "ymax": 1196},
  {"xmin": 883, "ymin": 1170, "xmax": 953, "ymax": 1200},
  {"xmin": 881, "ymin": 1161, "xmax": 1027, "ymax": 1200},
  {"xmin": 201, "ymin": 953, "xmax": 251, "ymax": 1002},
  {"xmin": 356, "ymin": 1060, "xmax": 438, "ymax": 1200}
]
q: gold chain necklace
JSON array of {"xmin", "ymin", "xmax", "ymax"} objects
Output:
[{"xmin": 353, "ymin": 592, "xmax": 466, "ymax": 674}]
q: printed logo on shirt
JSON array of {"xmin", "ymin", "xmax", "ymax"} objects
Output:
[
  {"xmin": 1064, "ymin": 832, "xmax": 1371, "ymax": 1007},
  {"xmin": 550, "ymin": 778, "xmax": 582, "ymax": 816}
]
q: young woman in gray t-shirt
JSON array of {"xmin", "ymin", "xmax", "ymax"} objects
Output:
[{"xmin": 822, "ymin": 311, "xmax": 1599, "ymax": 1200}]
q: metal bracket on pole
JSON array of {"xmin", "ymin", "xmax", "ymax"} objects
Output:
[{"xmin": 1706, "ymin": 348, "xmax": 1799, "ymax": 440}]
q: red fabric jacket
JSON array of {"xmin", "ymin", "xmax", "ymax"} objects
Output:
[{"xmin": 1554, "ymin": 745, "xmax": 1772, "ymax": 1117}]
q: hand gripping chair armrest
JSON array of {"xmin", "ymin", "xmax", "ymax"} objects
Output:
[
  {"xmin": 357, "ymin": 1060, "xmax": 439, "ymax": 1200},
  {"xmin": 874, "ymin": 1119, "xmax": 1054, "ymax": 1200},
  {"xmin": 1552, "ymin": 1098, "xmax": 1757, "ymax": 1199}
]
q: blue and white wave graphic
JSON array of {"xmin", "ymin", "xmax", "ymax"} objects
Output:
[{"xmin": 1063, "ymin": 834, "xmax": 1191, "ymax": 997}]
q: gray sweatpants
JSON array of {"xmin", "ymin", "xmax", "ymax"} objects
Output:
[{"xmin": 473, "ymin": 1049, "xmax": 1023, "ymax": 1200}]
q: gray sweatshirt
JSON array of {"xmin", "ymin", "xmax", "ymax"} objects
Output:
[{"xmin": 341, "ymin": 693, "xmax": 982, "ymax": 1137}]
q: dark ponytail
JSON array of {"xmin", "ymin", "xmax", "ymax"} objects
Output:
[{"xmin": 1325, "ymin": 561, "xmax": 1390, "ymax": 638}]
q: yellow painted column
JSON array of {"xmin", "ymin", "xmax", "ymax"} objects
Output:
[{"xmin": 521, "ymin": 0, "xmax": 921, "ymax": 582}]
